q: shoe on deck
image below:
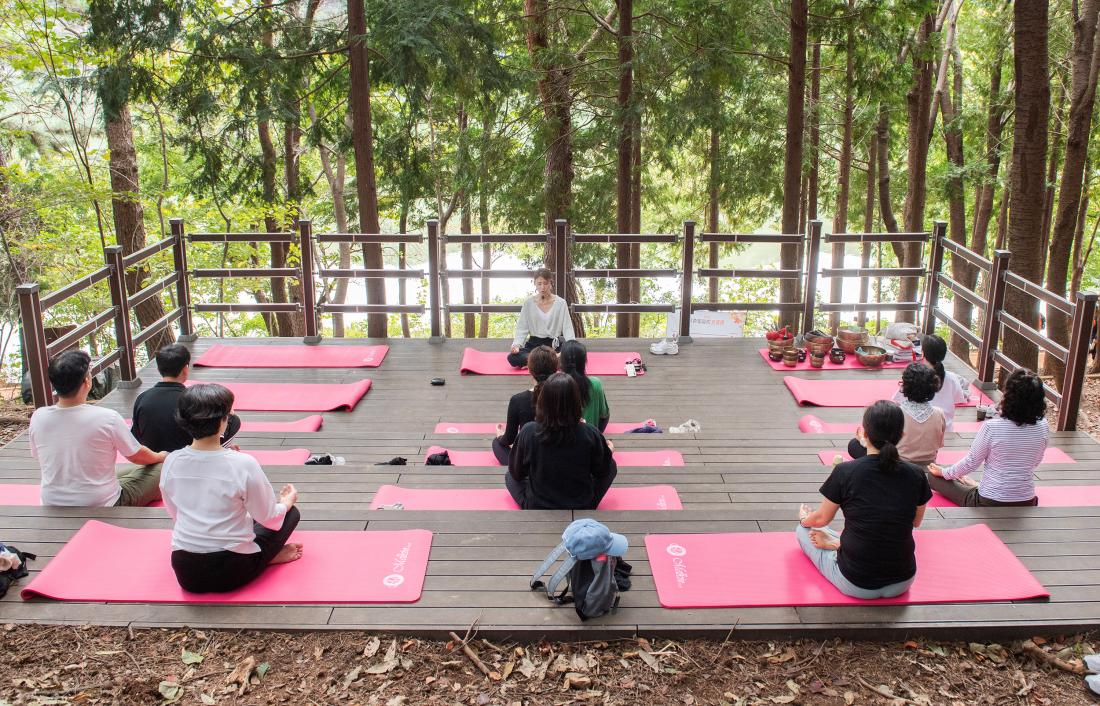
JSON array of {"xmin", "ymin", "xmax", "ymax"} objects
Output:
[{"xmin": 650, "ymin": 339, "xmax": 679, "ymax": 355}]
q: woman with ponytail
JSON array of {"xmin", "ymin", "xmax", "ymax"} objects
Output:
[
  {"xmin": 492, "ymin": 346, "xmax": 559, "ymax": 464},
  {"xmin": 797, "ymin": 400, "xmax": 932, "ymax": 599},
  {"xmin": 927, "ymin": 369, "xmax": 1048, "ymax": 506},
  {"xmin": 915, "ymin": 334, "xmax": 971, "ymax": 431},
  {"xmin": 559, "ymin": 340, "xmax": 610, "ymax": 432}
]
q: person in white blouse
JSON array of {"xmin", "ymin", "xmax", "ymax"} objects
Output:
[
  {"xmin": 161, "ymin": 384, "xmax": 302, "ymax": 593},
  {"xmin": 508, "ymin": 268, "xmax": 576, "ymax": 368}
]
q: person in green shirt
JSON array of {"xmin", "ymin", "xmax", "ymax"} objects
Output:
[{"xmin": 560, "ymin": 340, "xmax": 609, "ymax": 432}]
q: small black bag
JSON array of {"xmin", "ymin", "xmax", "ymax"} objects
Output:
[{"xmin": 0, "ymin": 543, "xmax": 35, "ymax": 599}]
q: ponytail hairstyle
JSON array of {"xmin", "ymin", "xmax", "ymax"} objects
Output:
[
  {"xmin": 1000, "ymin": 368, "xmax": 1046, "ymax": 426},
  {"xmin": 861, "ymin": 400, "xmax": 906, "ymax": 473},
  {"xmin": 921, "ymin": 334, "xmax": 948, "ymax": 392},
  {"xmin": 526, "ymin": 345, "xmax": 559, "ymax": 410},
  {"xmin": 535, "ymin": 372, "xmax": 582, "ymax": 445},
  {"xmin": 558, "ymin": 340, "xmax": 592, "ymax": 407}
]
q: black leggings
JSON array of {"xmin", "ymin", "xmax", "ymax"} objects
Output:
[
  {"xmin": 170, "ymin": 507, "xmax": 301, "ymax": 593},
  {"xmin": 491, "ymin": 437, "xmax": 512, "ymax": 465},
  {"xmin": 507, "ymin": 337, "xmax": 554, "ymax": 368},
  {"xmin": 504, "ymin": 469, "xmax": 617, "ymax": 510}
]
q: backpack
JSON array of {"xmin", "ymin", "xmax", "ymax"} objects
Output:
[
  {"xmin": 529, "ymin": 543, "xmax": 632, "ymax": 621},
  {"xmin": 0, "ymin": 543, "xmax": 35, "ymax": 599}
]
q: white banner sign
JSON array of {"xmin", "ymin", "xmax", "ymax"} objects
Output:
[{"xmin": 666, "ymin": 309, "xmax": 745, "ymax": 338}]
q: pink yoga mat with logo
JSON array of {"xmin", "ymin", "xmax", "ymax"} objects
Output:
[
  {"xmin": 798, "ymin": 415, "xmax": 984, "ymax": 434},
  {"xmin": 116, "ymin": 448, "xmax": 311, "ymax": 465},
  {"xmin": 185, "ymin": 380, "xmax": 371, "ymax": 411},
  {"xmin": 434, "ymin": 422, "xmax": 653, "ymax": 435},
  {"xmin": 757, "ymin": 348, "xmax": 908, "ymax": 371},
  {"xmin": 784, "ymin": 376, "xmax": 989, "ymax": 408},
  {"xmin": 194, "ymin": 344, "xmax": 389, "ymax": 368},
  {"xmin": 369, "ymin": 485, "xmax": 682, "ymax": 511},
  {"xmin": 22, "ymin": 521, "xmax": 431, "ymax": 604},
  {"xmin": 929, "ymin": 485, "xmax": 1100, "ymax": 507},
  {"xmin": 459, "ymin": 348, "xmax": 644, "ymax": 376},
  {"xmin": 816, "ymin": 447, "xmax": 1075, "ymax": 466},
  {"xmin": 425, "ymin": 446, "xmax": 684, "ymax": 467},
  {"xmin": 645, "ymin": 524, "xmax": 1048, "ymax": 608}
]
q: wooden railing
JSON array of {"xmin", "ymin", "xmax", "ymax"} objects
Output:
[{"xmin": 16, "ymin": 217, "xmax": 1099, "ymax": 430}]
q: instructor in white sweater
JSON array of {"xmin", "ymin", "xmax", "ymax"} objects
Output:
[{"xmin": 508, "ymin": 268, "xmax": 576, "ymax": 368}]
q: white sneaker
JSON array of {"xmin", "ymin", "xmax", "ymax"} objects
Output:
[{"xmin": 650, "ymin": 339, "xmax": 679, "ymax": 355}]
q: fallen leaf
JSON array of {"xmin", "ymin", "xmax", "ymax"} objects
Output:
[
  {"xmin": 767, "ymin": 647, "xmax": 797, "ymax": 664},
  {"xmin": 501, "ymin": 661, "xmax": 514, "ymax": 680},
  {"xmin": 158, "ymin": 680, "xmax": 183, "ymax": 703},
  {"xmin": 843, "ymin": 691, "xmax": 857, "ymax": 705},
  {"xmin": 386, "ymin": 697, "xmax": 407, "ymax": 706},
  {"xmin": 199, "ymin": 694, "xmax": 216, "ymax": 705},
  {"xmin": 786, "ymin": 679, "xmax": 800, "ymax": 694},
  {"xmin": 904, "ymin": 640, "xmax": 920, "ymax": 649},
  {"xmin": 638, "ymin": 650, "xmax": 660, "ymax": 672},
  {"xmin": 768, "ymin": 696, "xmax": 795, "ymax": 704},
  {"xmin": 226, "ymin": 656, "xmax": 256, "ymax": 696},
  {"xmin": 255, "ymin": 662, "xmax": 269, "ymax": 679},
  {"xmin": 363, "ymin": 636, "xmax": 381, "ymax": 658},
  {"xmin": 342, "ymin": 666, "xmax": 362, "ymax": 690},
  {"xmin": 563, "ymin": 673, "xmax": 591, "ymax": 690},
  {"xmin": 181, "ymin": 649, "xmax": 204, "ymax": 666},
  {"xmin": 1031, "ymin": 636, "xmax": 1047, "ymax": 645},
  {"xmin": 516, "ymin": 658, "xmax": 537, "ymax": 679}
]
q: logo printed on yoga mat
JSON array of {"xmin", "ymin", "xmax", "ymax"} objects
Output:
[
  {"xmin": 657, "ymin": 495, "xmax": 667, "ymax": 510},
  {"xmin": 446, "ymin": 427, "xmax": 459, "ymax": 434},
  {"xmin": 666, "ymin": 543, "xmax": 687, "ymax": 557},
  {"xmin": 382, "ymin": 542, "xmax": 413, "ymax": 588},
  {"xmin": 382, "ymin": 574, "xmax": 405, "ymax": 588},
  {"xmin": 665, "ymin": 544, "xmax": 690, "ymax": 588}
]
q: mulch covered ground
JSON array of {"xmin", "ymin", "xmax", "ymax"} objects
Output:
[{"xmin": 0, "ymin": 625, "xmax": 1097, "ymax": 705}]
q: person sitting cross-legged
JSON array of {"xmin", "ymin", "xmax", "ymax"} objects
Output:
[
  {"xmin": 926, "ymin": 368, "xmax": 1049, "ymax": 507},
  {"xmin": 492, "ymin": 345, "xmax": 558, "ymax": 465},
  {"xmin": 506, "ymin": 372, "xmax": 617, "ymax": 509},
  {"xmin": 30, "ymin": 350, "xmax": 167, "ymax": 506},
  {"xmin": 131, "ymin": 343, "xmax": 241, "ymax": 453},
  {"xmin": 848, "ymin": 363, "xmax": 945, "ymax": 469},
  {"xmin": 797, "ymin": 400, "xmax": 931, "ymax": 599},
  {"xmin": 161, "ymin": 383, "xmax": 302, "ymax": 594}
]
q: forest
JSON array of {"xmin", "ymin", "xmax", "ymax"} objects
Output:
[{"xmin": 0, "ymin": 0, "xmax": 1098, "ymax": 382}]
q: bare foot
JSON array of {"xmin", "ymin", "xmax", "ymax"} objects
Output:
[
  {"xmin": 271, "ymin": 543, "xmax": 304, "ymax": 565},
  {"xmin": 809, "ymin": 530, "xmax": 840, "ymax": 551},
  {"xmin": 799, "ymin": 503, "xmax": 813, "ymax": 521}
]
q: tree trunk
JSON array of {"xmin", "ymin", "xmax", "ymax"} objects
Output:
[
  {"xmin": 1046, "ymin": 0, "xmax": 1100, "ymax": 384},
  {"xmin": 857, "ymin": 133, "xmax": 877, "ymax": 329},
  {"xmin": 829, "ymin": 30, "xmax": 852, "ymax": 333},
  {"xmin": 629, "ymin": 109, "xmax": 642, "ymax": 337},
  {"xmin": 279, "ymin": 120, "xmax": 305, "ymax": 338},
  {"xmin": 1003, "ymin": 0, "xmax": 1051, "ymax": 375},
  {"xmin": 257, "ymin": 118, "xmax": 286, "ymax": 337},
  {"xmin": 105, "ymin": 102, "xmax": 173, "ymax": 353},
  {"xmin": 1038, "ymin": 85, "xmax": 1068, "ymax": 278},
  {"xmin": 478, "ymin": 103, "xmax": 494, "ymax": 338},
  {"xmin": 615, "ymin": 0, "xmax": 634, "ymax": 337},
  {"xmin": 707, "ymin": 124, "xmax": 720, "ymax": 303},
  {"xmin": 968, "ymin": 49, "xmax": 1008, "ymax": 322},
  {"xmin": 348, "ymin": 0, "xmax": 385, "ymax": 337},
  {"xmin": 876, "ymin": 106, "xmax": 899, "ymax": 234},
  {"xmin": 309, "ymin": 103, "xmax": 351, "ymax": 337},
  {"xmin": 461, "ymin": 208, "xmax": 475, "ymax": 338},
  {"xmin": 781, "ymin": 0, "xmax": 808, "ymax": 326},
  {"xmin": 808, "ymin": 41, "xmax": 821, "ymax": 224},
  {"xmin": 398, "ymin": 206, "xmax": 411, "ymax": 338},
  {"xmin": 1070, "ymin": 156, "xmax": 1094, "ymax": 296},
  {"xmin": 897, "ymin": 13, "xmax": 935, "ymax": 323},
  {"xmin": 942, "ymin": 38, "xmax": 970, "ymax": 358}
]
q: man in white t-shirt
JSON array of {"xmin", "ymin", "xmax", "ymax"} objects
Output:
[{"xmin": 29, "ymin": 350, "xmax": 167, "ymax": 506}]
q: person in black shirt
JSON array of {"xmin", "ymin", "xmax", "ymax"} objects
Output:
[
  {"xmin": 491, "ymin": 346, "xmax": 558, "ymax": 464},
  {"xmin": 131, "ymin": 344, "xmax": 241, "ymax": 453},
  {"xmin": 798, "ymin": 400, "xmax": 932, "ymax": 599},
  {"xmin": 506, "ymin": 372, "xmax": 617, "ymax": 509}
]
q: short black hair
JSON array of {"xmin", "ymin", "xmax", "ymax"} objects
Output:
[
  {"xmin": 535, "ymin": 372, "xmax": 581, "ymax": 444},
  {"xmin": 175, "ymin": 383, "xmax": 234, "ymax": 440},
  {"xmin": 1001, "ymin": 369, "xmax": 1047, "ymax": 426},
  {"xmin": 901, "ymin": 362, "xmax": 939, "ymax": 404},
  {"xmin": 48, "ymin": 350, "xmax": 90, "ymax": 397},
  {"xmin": 156, "ymin": 343, "xmax": 191, "ymax": 378}
]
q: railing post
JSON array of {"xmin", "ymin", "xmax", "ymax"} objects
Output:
[
  {"xmin": 16, "ymin": 284, "xmax": 52, "ymax": 408},
  {"xmin": 104, "ymin": 246, "xmax": 138, "ymax": 387},
  {"xmin": 298, "ymin": 219, "xmax": 320, "ymax": 343},
  {"xmin": 1057, "ymin": 291, "xmax": 1098, "ymax": 431},
  {"xmin": 170, "ymin": 218, "xmax": 195, "ymax": 342},
  {"xmin": 554, "ymin": 219, "xmax": 568, "ymax": 301},
  {"xmin": 679, "ymin": 220, "xmax": 695, "ymax": 343},
  {"xmin": 922, "ymin": 220, "xmax": 947, "ymax": 336},
  {"xmin": 801, "ymin": 220, "xmax": 823, "ymax": 334},
  {"xmin": 427, "ymin": 219, "xmax": 442, "ymax": 342},
  {"xmin": 978, "ymin": 249, "xmax": 1011, "ymax": 384}
]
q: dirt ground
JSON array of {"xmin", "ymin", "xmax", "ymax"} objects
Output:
[{"xmin": 0, "ymin": 625, "xmax": 1096, "ymax": 705}]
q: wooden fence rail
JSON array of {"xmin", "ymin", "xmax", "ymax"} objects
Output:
[{"xmin": 15, "ymin": 217, "xmax": 1099, "ymax": 431}]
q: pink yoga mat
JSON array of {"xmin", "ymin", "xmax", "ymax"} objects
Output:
[
  {"xmin": 434, "ymin": 422, "xmax": 653, "ymax": 435},
  {"xmin": 929, "ymin": 485, "xmax": 1100, "ymax": 507},
  {"xmin": 757, "ymin": 348, "xmax": 908, "ymax": 371},
  {"xmin": 116, "ymin": 448, "xmax": 311, "ymax": 465},
  {"xmin": 425, "ymin": 446, "xmax": 685, "ymax": 467},
  {"xmin": 194, "ymin": 344, "xmax": 389, "ymax": 368},
  {"xmin": 645, "ymin": 524, "xmax": 1048, "ymax": 608},
  {"xmin": 369, "ymin": 485, "xmax": 683, "ymax": 511},
  {"xmin": 0, "ymin": 485, "xmax": 164, "ymax": 508},
  {"xmin": 23, "ymin": 521, "xmax": 431, "ymax": 604},
  {"xmin": 784, "ymin": 376, "xmax": 990, "ymax": 408},
  {"xmin": 798, "ymin": 415, "xmax": 984, "ymax": 434},
  {"xmin": 128, "ymin": 416, "xmax": 324, "ymax": 433},
  {"xmin": 459, "ymin": 348, "xmax": 644, "ymax": 376},
  {"xmin": 185, "ymin": 380, "xmax": 371, "ymax": 411},
  {"xmin": 816, "ymin": 447, "xmax": 1075, "ymax": 466}
]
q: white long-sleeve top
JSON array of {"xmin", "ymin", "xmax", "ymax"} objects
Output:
[
  {"xmin": 160, "ymin": 447, "xmax": 287, "ymax": 554},
  {"xmin": 512, "ymin": 295, "xmax": 576, "ymax": 348},
  {"xmin": 941, "ymin": 417, "xmax": 1049, "ymax": 502}
]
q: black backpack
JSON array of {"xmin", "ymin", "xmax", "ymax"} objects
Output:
[
  {"xmin": 530, "ymin": 543, "xmax": 632, "ymax": 621},
  {"xmin": 0, "ymin": 543, "xmax": 35, "ymax": 599}
]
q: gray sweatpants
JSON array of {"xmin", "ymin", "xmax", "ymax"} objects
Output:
[{"xmin": 795, "ymin": 524, "xmax": 915, "ymax": 600}]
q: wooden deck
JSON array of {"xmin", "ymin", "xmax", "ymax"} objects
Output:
[{"xmin": 2, "ymin": 337, "xmax": 1099, "ymax": 640}]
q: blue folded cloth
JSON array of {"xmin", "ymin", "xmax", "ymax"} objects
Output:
[{"xmin": 627, "ymin": 425, "xmax": 663, "ymax": 433}]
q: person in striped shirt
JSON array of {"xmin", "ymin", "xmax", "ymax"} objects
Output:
[{"xmin": 926, "ymin": 369, "xmax": 1049, "ymax": 506}]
